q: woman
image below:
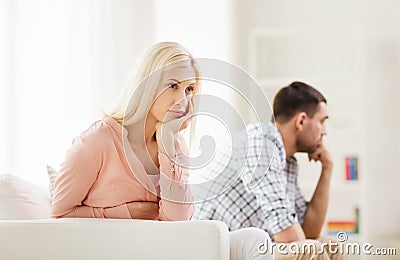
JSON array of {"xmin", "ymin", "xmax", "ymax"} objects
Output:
[{"xmin": 51, "ymin": 42, "xmax": 272, "ymax": 259}]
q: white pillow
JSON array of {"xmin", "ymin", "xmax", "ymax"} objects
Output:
[
  {"xmin": 0, "ymin": 174, "xmax": 51, "ymax": 219},
  {"xmin": 47, "ymin": 165, "xmax": 59, "ymax": 200}
]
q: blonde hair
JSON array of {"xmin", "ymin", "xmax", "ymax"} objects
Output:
[{"xmin": 108, "ymin": 42, "xmax": 200, "ymax": 127}]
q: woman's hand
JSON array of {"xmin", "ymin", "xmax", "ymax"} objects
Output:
[
  {"xmin": 126, "ymin": 201, "xmax": 159, "ymax": 220},
  {"xmin": 155, "ymin": 100, "xmax": 193, "ymax": 158}
]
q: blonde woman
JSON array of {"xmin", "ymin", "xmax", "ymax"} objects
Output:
[{"xmin": 51, "ymin": 42, "xmax": 272, "ymax": 259}]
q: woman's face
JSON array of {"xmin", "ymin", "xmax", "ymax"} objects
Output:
[{"xmin": 148, "ymin": 65, "xmax": 197, "ymax": 124}]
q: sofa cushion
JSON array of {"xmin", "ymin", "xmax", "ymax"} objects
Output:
[
  {"xmin": 0, "ymin": 174, "xmax": 50, "ymax": 219},
  {"xmin": 0, "ymin": 219, "xmax": 231, "ymax": 260}
]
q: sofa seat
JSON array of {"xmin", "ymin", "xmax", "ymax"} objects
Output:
[{"xmin": 0, "ymin": 218, "xmax": 230, "ymax": 260}]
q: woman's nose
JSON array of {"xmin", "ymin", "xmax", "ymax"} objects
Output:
[
  {"xmin": 175, "ymin": 89, "xmax": 189, "ymax": 104},
  {"xmin": 173, "ymin": 93, "xmax": 189, "ymax": 109}
]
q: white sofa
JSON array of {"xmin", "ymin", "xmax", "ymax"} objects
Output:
[
  {"xmin": 0, "ymin": 218, "xmax": 230, "ymax": 260},
  {"xmin": 0, "ymin": 174, "xmax": 230, "ymax": 260}
]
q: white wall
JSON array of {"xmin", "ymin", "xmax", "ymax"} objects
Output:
[
  {"xmin": 0, "ymin": 0, "xmax": 154, "ymax": 185},
  {"xmin": 154, "ymin": 0, "xmax": 236, "ymax": 153},
  {"xmin": 362, "ymin": 0, "xmax": 400, "ymax": 241},
  {"xmin": 0, "ymin": 0, "xmax": 11, "ymax": 172},
  {"xmin": 232, "ymin": 0, "xmax": 362, "ymax": 70},
  {"xmin": 154, "ymin": 0, "xmax": 233, "ymax": 61}
]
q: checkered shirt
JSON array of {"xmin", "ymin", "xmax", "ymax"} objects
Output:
[{"xmin": 192, "ymin": 122, "xmax": 308, "ymax": 238}]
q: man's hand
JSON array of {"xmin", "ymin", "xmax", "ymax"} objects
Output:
[
  {"xmin": 308, "ymin": 144, "xmax": 333, "ymax": 170},
  {"xmin": 126, "ymin": 201, "xmax": 159, "ymax": 220}
]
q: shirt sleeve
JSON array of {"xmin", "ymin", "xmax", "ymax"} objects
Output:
[
  {"xmin": 157, "ymin": 136, "xmax": 194, "ymax": 221},
  {"xmin": 51, "ymin": 136, "xmax": 131, "ymax": 219},
  {"xmin": 294, "ymin": 183, "xmax": 308, "ymax": 225},
  {"xmin": 240, "ymin": 135, "xmax": 298, "ymax": 235}
]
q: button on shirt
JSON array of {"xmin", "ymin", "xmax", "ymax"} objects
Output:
[{"xmin": 193, "ymin": 122, "xmax": 308, "ymax": 238}]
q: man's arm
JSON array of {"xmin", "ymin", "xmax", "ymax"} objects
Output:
[
  {"xmin": 274, "ymin": 144, "xmax": 333, "ymax": 242},
  {"xmin": 273, "ymin": 223, "xmax": 306, "ymax": 242},
  {"xmin": 301, "ymin": 144, "xmax": 333, "ymax": 239}
]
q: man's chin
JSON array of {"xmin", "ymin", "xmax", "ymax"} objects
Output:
[
  {"xmin": 296, "ymin": 142, "xmax": 319, "ymax": 154},
  {"xmin": 302, "ymin": 146, "xmax": 318, "ymax": 154}
]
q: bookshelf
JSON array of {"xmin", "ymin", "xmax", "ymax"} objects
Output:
[{"xmin": 249, "ymin": 25, "xmax": 363, "ymax": 242}]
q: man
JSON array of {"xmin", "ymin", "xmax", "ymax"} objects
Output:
[{"xmin": 194, "ymin": 81, "xmax": 345, "ymax": 259}]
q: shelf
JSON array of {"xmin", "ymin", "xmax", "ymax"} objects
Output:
[
  {"xmin": 258, "ymin": 77, "xmax": 358, "ymax": 88},
  {"xmin": 299, "ymin": 181, "xmax": 361, "ymax": 192},
  {"xmin": 249, "ymin": 26, "xmax": 359, "ymax": 80}
]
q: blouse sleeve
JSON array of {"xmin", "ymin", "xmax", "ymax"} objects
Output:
[
  {"xmin": 51, "ymin": 135, "xmax": 131, "ymax": 219},
  {"xmin": 157, "ymin": 136, "xmax": 194, "ymax": 221}
]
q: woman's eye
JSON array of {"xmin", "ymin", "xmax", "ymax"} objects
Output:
[
  {"xmin": 186, "ymin": 86, "xmax": 194, "ymax": 93},
  {"xmin": 168, "ymin": 83, "xmax": 178, "ymax": 89}
]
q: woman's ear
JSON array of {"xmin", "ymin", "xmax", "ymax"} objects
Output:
[{"xmin": 295, "ymin": 112, "xmax": 308, "ymax": 131}]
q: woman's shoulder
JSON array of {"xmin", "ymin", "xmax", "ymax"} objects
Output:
[{"xmin": 78, "ymin": 116, "xmax": 122, "ymax": 148}]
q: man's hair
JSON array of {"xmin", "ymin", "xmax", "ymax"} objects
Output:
[{"xmin": 273, "ymin": 81, "xmax": 327, "ymax": 123}]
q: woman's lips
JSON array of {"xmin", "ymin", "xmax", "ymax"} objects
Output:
[{"xmin": 168, "ymin": 110, "xmax": 186, "ymax": 117}]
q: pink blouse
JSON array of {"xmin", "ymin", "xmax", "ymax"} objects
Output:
[{"xmin": 51, "ymin": 116, "xmax": 194, "ymax": 221}]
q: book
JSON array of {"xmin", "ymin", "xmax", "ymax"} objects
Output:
[{"xmin": 344, "ymin": 156, "xmax": 358, "ymax": 180}]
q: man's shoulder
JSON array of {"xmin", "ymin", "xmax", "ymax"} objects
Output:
[{"xmin": 245, "ymin": 122, "xmax": 282, "ymax": 147}]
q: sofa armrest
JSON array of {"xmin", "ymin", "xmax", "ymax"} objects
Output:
[{"xmin": 0, "ymin": 218, "xmax": 230, "ymax": 260}]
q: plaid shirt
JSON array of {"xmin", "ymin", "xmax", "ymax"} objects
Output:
[{"xmin": 192, "ymin": 122, "xmax": 308, "ymax": 238}]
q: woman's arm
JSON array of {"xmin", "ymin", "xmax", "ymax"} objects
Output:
[
  {"xmin": 154, "ymin": 101, "xmax": 195, "ymax": 221},
  {"xmin": 157, "ymin": 151, "xmax": 194, "ymax": 221},
  {"xmin": 126, "ymin": 201, "xmax": 159, "ymax": 220},
  {"xmin": 51, "ymin": 136, "xmax": 131, "ymax": 219}
]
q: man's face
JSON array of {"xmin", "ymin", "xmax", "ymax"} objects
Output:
[{"xmin": 296, "ymin": 102, "xmax": 329, "ymax": 154}]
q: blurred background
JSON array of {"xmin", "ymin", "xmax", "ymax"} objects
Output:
[{"xmin": 1, "ymin": 0, "xmax": 399, "ymax": 256}]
